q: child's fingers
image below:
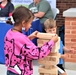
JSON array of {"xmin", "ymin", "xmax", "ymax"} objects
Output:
[
  {"xmin": 70, "ymin": 50, "xmax": 75, "ymax": 54},
  {"xmin": 33, "ymin": 31, "xmax": 39, "ymax": 35}
]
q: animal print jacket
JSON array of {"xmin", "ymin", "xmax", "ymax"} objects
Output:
[{"xmin": 4, "ymin": 29, "xmax": 54, "ymax": 75}]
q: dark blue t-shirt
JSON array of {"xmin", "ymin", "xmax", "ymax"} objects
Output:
[{"xmin": 0, "ymin": 2, "xmax": 14, "ymax": 17}]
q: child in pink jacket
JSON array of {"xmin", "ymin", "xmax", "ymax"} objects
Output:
[{"xmin": 4, "ymin": 6, "xmax": 58, "ymax": 75}]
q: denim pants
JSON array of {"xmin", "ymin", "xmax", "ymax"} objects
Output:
[{"xmin": 7, "ymin": 70, "xmax": 19, "ymax": 75}]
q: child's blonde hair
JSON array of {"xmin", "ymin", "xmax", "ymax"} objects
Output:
[{"xmin": 44, "ymin": 18, "xmax": 56, "ymax": 29}]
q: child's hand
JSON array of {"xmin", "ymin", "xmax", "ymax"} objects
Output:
[
  {"xmin": 51, "ymin": 34, "xmax": 58, "ymax": 43},
  {"xmin": 61, "ymin": 54, "xmax": 68, "ymax": 60},
  {"xmin": 28, "ymin": 31, "xmax": 38, "ymax": 40},
  {"xmin": 68, "ymin": 49, "xmax": 74, "ymax": 54},
  {"xmin": 64, "ymin": 47, "xmax": 74, "ymax": 53},
  {"xmin": 63, "ymin": 47, "xmax": 74, "ymax": 54}
]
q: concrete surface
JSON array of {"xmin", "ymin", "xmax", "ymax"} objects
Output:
[{"xmin": 0, "ymin": 63, "xmax": 76, "ymax": 75}]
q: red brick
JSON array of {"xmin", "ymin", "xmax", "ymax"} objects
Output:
[
  {"xmin": 65, "ymin": 43, "xmax": 76, "ymax": 47},
  {"xmin": 65, "ymin": 25, "xmax": 71, "ymax": 29},
  {"xmin": 71, "ymin": 39, "xmax": 76, "ymax": 42},
  {"xmin": 65, "ymin": 38, "xmax": 71, "ymax": 42},
  {"xmin": 71, "ymin": 47, "xmax": 76, "ymax": 51},
  {"xmin": 71, "ymin": 25, "xmax": 76, "ymax": 29},
  {"xmin": 73, "ymin": 51, "xmax": 76, "ymax": 54},
  {"xmin": 65, "ymin": 21, "xmax": 70, "ymax": 26},
  {"xmin": 71, "ymin": 55, "xmax": 76, "ymax": 58},
  {"xmin": 57, "ymin": 0, "xmax": 76, "ymax": 27},
  {"xmin": 65, "ymin": 18, "xmax": 76, "ymax": 21},
  {"xmin": 71, "ymin": 30, "xmax": 76, "ymax": 33},
  {"xmin": 71, "ymin": 22, "xmax": 76, "ymax": 25},
  {"xmin": 57, "ymin": 0, "xmax": 76, "ymax": 63},
  {"xmin": 68, "ymin": 54, "xmax": 72, "ymax": 58},
  {"xmin": 65, "ymin": 58, "xmax": 76, "ymax": 63},
  {"xmin": 65, "ymin": 34, "xmax": 76, "ymax": 39},
  {"xmin": 65, "ymin": 29, "xmax": 71, "ymax": 34}
]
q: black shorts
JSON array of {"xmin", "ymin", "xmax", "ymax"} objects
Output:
[{"xmin": 57, "ymin": 64, "xmax": 65, "ymax": 74}]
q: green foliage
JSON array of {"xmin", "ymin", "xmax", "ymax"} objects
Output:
[{"xmin": 14, "ymin": 4, "xmax": 29, "ymax": 8}]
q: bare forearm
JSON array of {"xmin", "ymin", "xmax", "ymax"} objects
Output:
[
  {"xmin": 63, "ymin": 46, "xmax": 69, "ymax": 52},
  {"xmin": 34, "ymin": 12, "xmax": 45, "ymax": 18},
  {"xmin": 28, "ymin": 36, "xmax": 32, "ymax": 40}
]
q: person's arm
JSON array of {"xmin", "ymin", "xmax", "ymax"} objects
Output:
[
  {"xmin": 34, "ymin": 1, "xmax": 50, "ymax": 18},
  {"xmin": 9, "ymin": 3, "xmax": 14, "ymax": 17},
  {"xmin": 63, "ymin": 46, "xmax": 74, "ymax": 53},
  {"xmin": 28, "ymin": 31, "xmax": 38, "ymax": 40},
  {"xmin": 63, "ymin": 46, "xmax": 69, "ymax": 52},
  {"xmin": 34, "ymin": 12, "xmax": 45, "ymax": 18},
  {"xmin": 60, "ymin": 54, "xmax": 68, "ymax": 60},
  {"xmin": 24, "ymin": 35, "xmax": 58, "ymax": 60}
]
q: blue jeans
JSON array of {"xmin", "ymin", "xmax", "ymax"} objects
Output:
[{"xmin": 7, "ymin": 70, "xmax": 19, "ymax": 75}]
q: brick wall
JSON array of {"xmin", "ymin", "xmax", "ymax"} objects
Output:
[
  {"xmin": 56, "ymin": 0, "xmax": 76, "ymax": 27},
  {"xmin": 56, "ymin": 0, "xmax": 76, "ymax": 62},
  {"xmin": 65, "ymin": 17, "xmax": 76, "ymax": 62}
]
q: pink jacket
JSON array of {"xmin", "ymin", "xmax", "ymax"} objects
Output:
[{"xmin": 4, "ymin": 29, "xmax": 54, "ymax": 75}]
